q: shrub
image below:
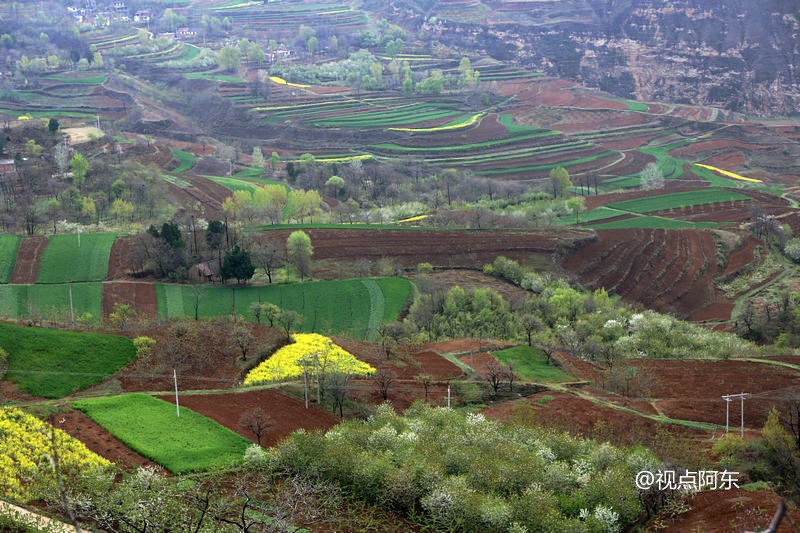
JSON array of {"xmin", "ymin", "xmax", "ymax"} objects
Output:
[{"xmin": 274, "ymin": 404, "xmax": 653, "ymax": 531}]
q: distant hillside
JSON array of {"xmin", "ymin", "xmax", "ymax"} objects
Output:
[{"xmin": 388, "ymin": 0, "xmax": 800, "ymax": 116}]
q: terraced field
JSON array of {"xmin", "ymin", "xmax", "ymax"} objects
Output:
[
  {"xmin": 155, "ymin": 277, "xmax": 412, "ymax": 340},
  {"xmin": 0, "ymin": 283, "xmax": 103, "ymax": 322},
  {"xmin": 36, "ymin": 233, "xmax": 117, "ymax": 283},
  {"xmin": 562, "ymin": 228, "xmax": 727, "ymax": 318}
]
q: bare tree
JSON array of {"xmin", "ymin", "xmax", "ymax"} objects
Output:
[
  {"xmin": 485, "ymin": 360, "xmax": 504, "ymax": 397},
  {"xmin": 373, "ymin": 367, "xmax": 397, "ymax": 401},
  {"xmin": 504, "ymin": 363, "xmax": 515, "ymax": 392},
  {"xmin": 326, "ymin": 371, "xmax": 351, "ymax": 417},
  {"xmin": 239, "ymin": 407, "xmax": 274, "ymax": 446},
  {"xmin": 416, "ymin": 374, "xmax": 434, "ymax": 402},
  {"xmin": 251, "ymin": 239, "xmax": 284, "ymax": 284},
  {"xmin": 230, "ymin": 324, "xmax": 255, "ymax": 360}
]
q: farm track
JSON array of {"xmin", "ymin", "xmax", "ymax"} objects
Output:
[{"xmin": 9, "ymin": 236, "xmax": 47, "ymax": 284}]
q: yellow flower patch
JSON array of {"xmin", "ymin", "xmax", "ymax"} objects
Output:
[
  {"xmin": 269, "ymin": 76, "xmax": 311, "ymax": 89},
  {"xmin": 694, "ymin": 163, "xmax": 763, "ymax": 183},
  {"xmin": 244, "ymin": 333, "xmax": 375, "ymax": 385},
  {"xmin": 0, "ymin": 407, "xmax": 110, "ymax": 502}
]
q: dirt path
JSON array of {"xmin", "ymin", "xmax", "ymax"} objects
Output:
[
  {"xmin": 0, "ymin": 500, "xmax": 74, "ymax": 532},
  {"xmin": 9, "ymin": 236, "xmax": 47, "ymax": 283},
  {"xmin": 102, "ymin": 281, "xmax": 158, "ymax": 319},
  {"xmin": 106, "ymin": 236, "xmax": 130, "ymax": 279}
]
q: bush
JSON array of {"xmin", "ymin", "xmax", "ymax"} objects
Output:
[
  {"xmin": 784, "ymin": 237, "xmax": 800, "ymax": 262},
  {"xmin": 274, "ymin": 404, "xmax": 654, "ymax": 531}
]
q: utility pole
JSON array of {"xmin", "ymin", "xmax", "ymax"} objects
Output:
[
  {"xmin": 174, "ymin": 368, "xmax": 180, "ymax": 417},
  {"xmin": 722, "ymin": 393, "xmax": 749, "ymax": 437}
]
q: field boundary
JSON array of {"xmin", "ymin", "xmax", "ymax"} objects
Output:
[{"xmin": 361, "ymin": 279, "xmax": 384, "ymax": 340}]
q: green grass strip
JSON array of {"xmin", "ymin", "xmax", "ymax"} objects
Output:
[
  {"xmin": 204, "ymin": 176, "xmax": 261, "ymax": 193},
  {"xmin": 36, "ymin": 233, "xmax": 116, "ymax": 283},
  {"xmin": 184, "ymin": 72, "xmax": 245, "ymax": 83},
  {"xmin": 474, "ymin": 150, "xmax": 618, "ymax": 175},
  {"xmin": 44, "ymin": 74, "xmax": 107, "ymax": 85},
  {"xmin": 1, "ymin": 322, "xmax": 134, "ymax": 398},
  {"xmin": 492, "ymin": 345, "xmax": 576, "ymax": 382},
  {"xmin": 72, "ymin": 394, "xmax": 251, "ymax": 473},
  {"xmin": 0, "ymin": 235, "xmax": 21, "ymax": 283},
  {"xmin": 370, "ymin": 130, "xmax": 557, "ymax": 153},
  {"xmin": 0, "ymin": 283, "xmax": 103, "ymax": 322},
  {"xmin": 361, "ymin": 279, "xmax": 384, "ymax": 341},
  {"xmin": 589, "ymin": 216, "xmax": 721, "ymax": 229},
  {"xmin": 170, "ymin": 149, "xmax": 196, "ymax": 173},
  {"xmin": 605, "ymin": 188, "xmax": 751, "ymax": 214},
  {"xmin": 155, "ymin": 278, "xmax": 412, "ymax": 339}
]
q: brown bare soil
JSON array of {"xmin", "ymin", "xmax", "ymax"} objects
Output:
[
  {"xmin": 10, "ymin": 236, "xmax": 47, "ymax": 283},
  {"xmin": 333, "ymin": 338, "xmax": 463, "ymax": 380},
  {"xmin": 350, "ymin": 378, "xmax": 456, "ymax": 412},
  {"xmin": 263, "ymin": 228, "xmax": 590, "ymax": 270},
  {"xmin": 483, "ymin": 392, "xmax": 710, "ymax": 455},
  {"xmin": 107, "ymin": 237, "xmax": 131, "ymax": 280},
  {"xmin": 102, "ymin": 281, "xmax": 158, "ymax": 319},
  {"xmin": 559, "ymin": 353, "xmax": 800, "ymax": 430},
  {"xmin": 650, "ymin": 488, "xmax": 795, "ymax": 533},
  {"xmin": 51, "ymin": 408, "xmax": 158, "ymax": 470},
  {"xmin": 562, "ymin": 228, "xmax": 724, "ymax": 319},
  {"xmin": 458, "ymin": 352, "xmax": 500, "ymax": 377},
  {"xmin": 156, "ymin": 389, "xmax": 339, "ymax": 447}
]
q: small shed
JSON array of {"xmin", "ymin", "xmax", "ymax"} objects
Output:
[{"xmin": 189, "ymin": 260, "xmax": 221, "ymax": 282}]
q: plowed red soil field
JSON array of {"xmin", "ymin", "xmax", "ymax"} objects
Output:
[
  {"xmin": 156, "ymin": 389, "xmax": 339, "ymax": 447},
  {"xmin": 263, "ymin": 228, "xmax": 590, "ymax": 269},
  {"xmin": 654, "ymin": 488, "xmax": 794, "ymax": 533},
  {"xmin": 555, "ymin": 353, "xmax": 800, "ymax": 430},
  {"xmin": 102, "ymin": 281, "xmax": 158, "ymax": 318},
  {"xmin": 52, "ymin": 408, "xmax": 157, "ymax": 469},
  {"xmin": 10, "ymin": 236, "xmax": 47, "ymax": 283},
  {"xmin": 562, "ymin": 228, "xmax": 723, "ymax": 318},
  {"xmin": 107, "ymin": 237, "xmax": 131, "ymax": 279}
]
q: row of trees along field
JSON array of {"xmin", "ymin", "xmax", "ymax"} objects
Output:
[{"xmin": 130, "ymin": 220, "xmax": 312, "ymax": 283}]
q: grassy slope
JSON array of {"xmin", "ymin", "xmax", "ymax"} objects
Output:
[
  {"xmin": 155, "ymin": 278, "xmax": 412, "ymax": 340},
  {"xmin": 0, "ymin": 282, "xmax": 103, "ymax": 321},
  {"xmin": 0, "ymin": 235, "xmax": 21, "ymax": 283},
  {"xmin": 72, "ymin": 393, "xmax": 251, "ymax": 473},
  {"xmin": 36, "ymin": 233, "xmax": 116, "ymax": 283},
  {"xmin": 0, "ymin": 322, "xmax": 135, "ymax": 398},
  {"xmin": 492, "ymin": 345, "xmax": 576, "ymax": 382}
]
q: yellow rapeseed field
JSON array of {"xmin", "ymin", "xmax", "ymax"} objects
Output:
[
  {"xmin": 0, "ymin": 407, "xmax": 110, "ymax": 502},
  {"xmin": 694, "ymin": 163, "xmax": 763, "ymax": 183},
  {"xmin": 244, "ymin": 333, "xmax": 375, "ymax": 385}
]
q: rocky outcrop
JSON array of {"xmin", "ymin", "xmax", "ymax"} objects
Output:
[{"xmin": 398, "ymin": 0, "xmax": 800, "ymax": 116}]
